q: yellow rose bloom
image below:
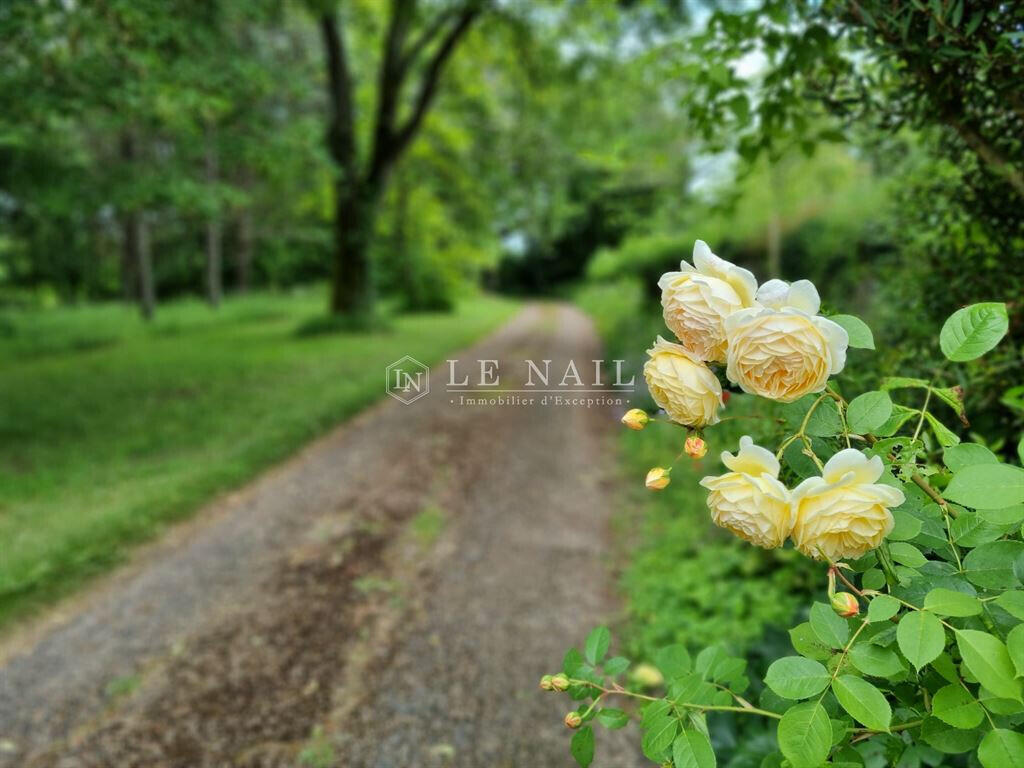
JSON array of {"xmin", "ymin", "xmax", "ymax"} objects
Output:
[
  {"xmin": 724, "ymin": 279, "xmax": 848, "ymax": 403},
  {"xmin": 658, "ymin": 240, "xmax": 758, "ymax": 363},
  {"xmin": 643, "ymin": 336, "xmax": 723, "ymax": 427},
  {"xmin": 699, "ymin": 435, "xmax": 792, "ymax": 549},
  {"xmin": 791, "ymin": 449, "xmax": 905, "ymax": 561}
]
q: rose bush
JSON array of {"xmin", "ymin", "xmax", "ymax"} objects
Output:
[{"xmin": 547, "ymin": 242, "xmax": 1023, "ymax": 768}]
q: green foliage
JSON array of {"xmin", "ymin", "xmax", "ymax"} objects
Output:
[{"xmin": 554, "ymin": 287, "xmax": 1024, "ymax": 766}]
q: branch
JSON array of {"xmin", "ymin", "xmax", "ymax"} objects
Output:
[
  {"xmin": 368, "ymin": 5, "xmax": 480, "ymax": 185},
  {"xmin": 320, "ymin": 11, "xmax": 357, "ymax": 176},
  {"xmin": 369, "ymin": 0, "xmax": 416, "ymax": 182}
]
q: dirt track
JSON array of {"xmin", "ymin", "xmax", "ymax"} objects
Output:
[{"xmin": 0, "ymin": 304, "xmax": 645, "ymax": 768}]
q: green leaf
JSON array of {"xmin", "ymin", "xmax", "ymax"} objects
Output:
[
  {"xmin": 931, "ymin": 683, "xmax": 984, "ymax": 729},
  {"xmin": 847, "ymin": 391, "xmax": 893, "ymax": 434},
  {"xmin": 603, "ymin": 656, "xmax": 630, "ymax": 677},
  {"xmin": 655, "ymin": 644, "xmax": 691, "ymax": 679},
  {"xmin": 1007, "ymin": 624, "xmax": 1024, "ymax": 678},
  {"xmin": 849, "ymin": 643, "xmax": 904, "ymax": 677},
  {"xmin": 896, "ymin": 610, "xmax": 945, "ymax": 671},
  {"xmin": 777, "ymin": 700, "xmax": 832, "ymax": 768},
  {"xmin": 889, "ymin": 542, "xmax": 927, "ymax": 568},
  {"xmin": 584, "ymin": 626, "xmax": 610, "ymax": 666},
  {"xmin": 673, "ymin": 729, "xmax": 717, "ymax": 768},
  {"xmin": 764, "ymin": 656, "xmax": 830, "ymax": 700},
  {"xmin": 955, "ymin": 630, "xmax": 1023, "ymax": 702},
  {"xmin": 888, "ymin": 508, "xmax": 923, "ymax": 541},
  {"xmin": 939, "ymin": 303, "xmax": 1008, "ymax": 361},
  {"xmin": 570, "ymin": 725, "xmax": 595, "ymax": 768},
  {"xmin": 830, "ymin": 314, "xmax": 874, "ymax": 349},
  {"xmin": 994, "ymin": 590, "xmax": 1024, "ymax": 620},
  {"xmin": 978, "ymin": 728, "xmax": 1024, "ymax": 768},
  {"xmin": 831, "ymin": 674, "xmax": 891, "ymax": 731},
  {"xmin": 977, "ymin": 505, "xmax": 1024, "ymax": 526},
  {"xmin": 920, "ymin": 716, "xmax": 981, "ymax": 753},
  {"xmin": 789, "ymin": 622, "xmax": 831, "ymax": 661},
  {"xmin": 923, "ymin": 588, "xmax": 982, "ymax": 617},
  {"xmin": 867, "ymin": 594, "xmax": 900, "ymax": 623},
  {"xmin": 641, "ymin": 701, "xmax": 679, "ymax": 761},
  {"xmin": 810, "ymin": 602, "xmax": 849, "ymax": 648},
  {"xmin": 944, "ymin": 443, "xmax": 998, "ymax": 472},
  {"xmin": 946, "ymin": 464, "xmax": 1024, "ymax": 509},
  {"xmin": 963, "ymin": 540, "xmax": 1024, "ymax": 589},
  {"xmin": 596, "ymin": 708, "xmax": 629, "ymax": 729},
  {"xmin": 564, "ymin": 648, "xmax": 585, "ymax": 677},
  {"xmin": 925, "ymin": 412, "xmax": 960, "ymax": 447},
  {"xmin": 881, "ymin": 376, "xmax": 929, "ymax": 391}
]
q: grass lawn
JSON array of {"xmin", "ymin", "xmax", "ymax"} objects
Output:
[{"xmin": 0, "ymin": 288, "xmax": 517, "ymax": 628}]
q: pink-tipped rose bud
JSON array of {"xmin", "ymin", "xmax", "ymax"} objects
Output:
[
  {"xmin": 621, "ymin": 408, "xmax": 650, "ymax": 431},
  {"xmin": 564, "ymin": 712, "xmax": 583, "ymax": 729},
  {"xmin": 645, "ymin": 467, "xmax": 671, "ymax": 490},
  {"xmin": 684, "ymin": 436, "xmax": 707, "ymax": 459},
  {"xmin": 550, "ymin": 673, "xmax": 570, "ymax": 691},
  {"xmin": 539, "ymin": 675, "xmax": 554, "ymax": 691},
  {"xmin": 831, "ymin": 592, "xmax": 860, "ymax": 618}
]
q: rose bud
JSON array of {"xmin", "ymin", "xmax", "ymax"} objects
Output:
[
  {"xmin": 621, "ymin": 408, "xmax": 650, "ymax": 431},
  {"xmin": 684, "ymin": 435, "xmax": 707, "ymax": 459},
  {"xmin": 550, "ymin": 673, "xmax": 570, "ymax": 692},
  {"xmin": 564, "ymin": 712, "xmax": 583, "ymax": 729},
  {"xmin": 645, "ymin": 467, "xmax": 671, "ymax": 490},
  {"xmin": 539, "ymin": 675, "xmax": 554, "ymax": 691},
  {"xmin": 831, "ymin": 591, "xmax": 860, "ymax": 618}
]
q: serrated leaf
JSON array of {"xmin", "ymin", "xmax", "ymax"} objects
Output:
[
  {"xmin": 847, "ymin": 391, "xmax": 893, "ymax": 434},
  {"xmin": 830, "ymin": 314, "xmax": 874, "ymax": 349},
  {"xmin": 923, "ymin": 588, "xmax": 982, "ymax": 617},
  {"xmin": 849, "ymin": 643, "xmax": 903, "ymax": 677},
  {"xmin": 831, "ymin": 675, "xmax": 891, "ymax": 731},
  {"xmin": 931, "ymin": 684, "xmax": 983, "ymax": 728},
  {"xmin": 867, "ymin": 594, "xmax": 900, "ymax": 623},
  {"xmin": 956, "ymin": 630, "xmax": 1022, "ymax": 702},
  {"xmin": 764, "ymin": 656, "xmax": 830, "ymax": 700},
  {"xmin": 946, "ymin": 463, "xmax": 1024, "ymax": 509},
  {"xmin": 925, "ymin": 412, "xmax": 960, "ymax": 447},
  {"xmin": 603, "ymin": 656, "xmax": 630, "ymax": 677},
  {"xmin": 963, "ymin": 541, "xmax": 1024, "ymax": 589},
  {"xmin": 777, "ymin": 700, "xmax": 832, "ymax": 768},
  {"xmin": 994, "ymin": 590, "xmax": 1024, "ymax": 620},
  {"xmin": 810, "ymin": 602, "xmax": 849, "ymax": 648},
  {"xmin": 570, "ymin": 725, "xmax": 595, "ymax": 767},
  {"xmin": 889, "ymin": 542, "xmax": 927, "ymax": 568},
  {"xmin": 1007, "ymin": 624, "xmax": 1024, "ymax": 678},
  {"xmin": 943, "ymin": 443, "xmax": 996, "ymax": 472},
  {"xmin": 655, "ymin": 644, "xmax": 691, "ymax": 679},
  {"xmin": 896, "ymin": 610, "xmax": 944, "ymax": 671},
  {"xmin": 939, "ymin": 303, "xmax": 1008, "ymax": 361},
  {"xmin": 673, "ymin": 729, "xmax": 716, "ymax": 768},
  {"xmin": 978, "ymin": 728, "xmax": 1024, "ymax": 768},
  {"xmin": 596, "ymin": 708, "xmax": 629, "ymax": 729},
  {"xmin": 584, "ymin": 626, "xmax": 610, "ymax": 666}
]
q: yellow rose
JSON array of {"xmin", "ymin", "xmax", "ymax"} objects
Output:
[
  {"xmin": 699, "ymin": 436, "xmax": 792, "ymax": 549},
  {"xmin": 659, "ymin": 240, "xmax": 758, "ymax": 363},
  {"xmin": 643, "ymin": 336, "xmax": 723, "ymax": 427},
  {"xmin": 724, "ymin": 279, "xmax": 848, "ymax": 403},
  {"xmin": 791, "ymin": 449, "xmax": 905, "ymax": 561}
]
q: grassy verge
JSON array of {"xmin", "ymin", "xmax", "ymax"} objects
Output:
[{"xmin": 0, "ymin": 289, "xmax": 517, "ymax": 628}]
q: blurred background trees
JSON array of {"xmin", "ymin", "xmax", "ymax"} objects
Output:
[{"xmin": 1, "ymin": 0, "xmax": 1020, "ymax": 441}]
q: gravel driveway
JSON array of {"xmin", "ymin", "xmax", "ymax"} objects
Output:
[{"xmin": 0, "ymin": 303, "xmax": 645, "ymax": 768}]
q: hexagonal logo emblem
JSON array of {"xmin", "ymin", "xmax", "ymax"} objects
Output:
[{"xmin": 386, "ymin": 355, "xmax": 429, "ymax": 405}]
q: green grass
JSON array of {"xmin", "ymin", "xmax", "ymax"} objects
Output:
[{"xmin": 0, "ymin": 288, "xmax": 517, "ymax": 628}]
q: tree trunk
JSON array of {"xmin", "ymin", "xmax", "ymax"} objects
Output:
[
  {"xmin": 137, "ymin": 214, "xmax": 156, "ymax": 321},
  {"xmin": 204, "ymin": 132, "xmax": 222, "ymax": 307},
  {"xmin": 329, "ymin": 182, "xmax": 379, "ymax": 316},
  {"xmin": 235, "ymin": 208, "xmax": 253, "ymax": 293},
  {"xmin": 121, "ymin": 216, "xmax": 138, "ymax": 301}
]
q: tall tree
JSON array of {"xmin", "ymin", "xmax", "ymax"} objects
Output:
[{"xmin": 318, "ymin": 0, "xmax": 482, "ymax": 318}]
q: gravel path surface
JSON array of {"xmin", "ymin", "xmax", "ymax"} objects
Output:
[{"xmin": 0, "ymin": 303, "xmax": 645, "ymax": 768}]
